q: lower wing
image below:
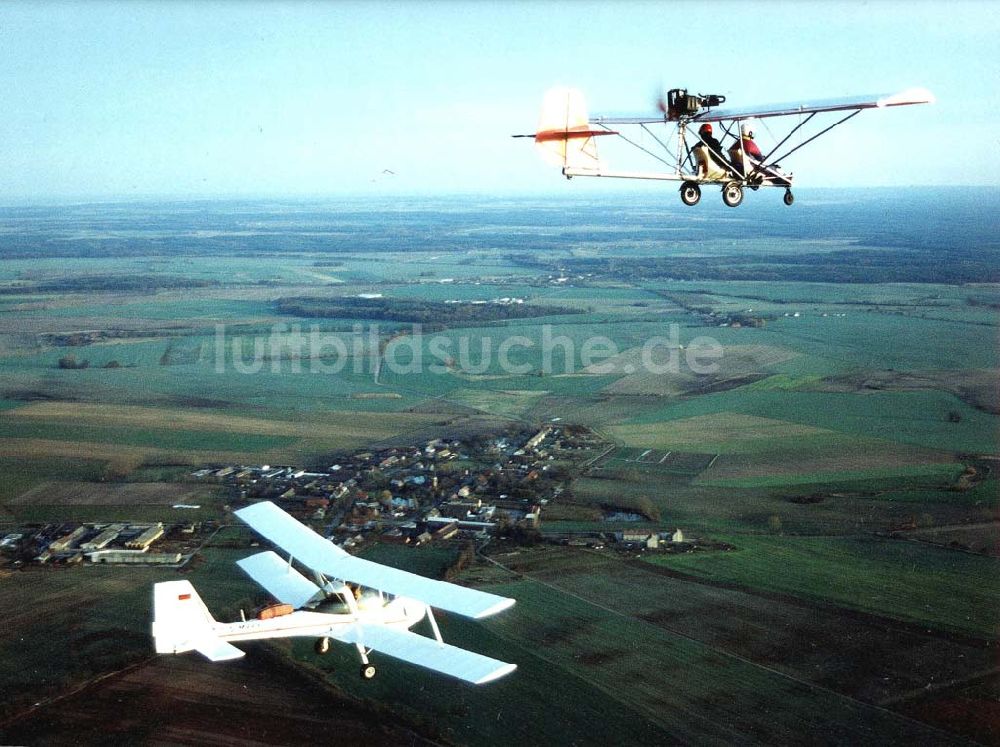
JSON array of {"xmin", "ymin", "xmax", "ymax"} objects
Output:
[{"xmin": 333, "ymin": 623, "xmax": 516, "ymax": 685}]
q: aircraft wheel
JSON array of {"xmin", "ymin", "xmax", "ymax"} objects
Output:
[
  {"xmin": 360, "ymin": 664, "xmax": 377, "ymax": 680},
  {"xmin": 722, "ymin": 182, "xmax": 744, "ymax": 208},
  {"xmin": 314, "ymin": 637, "xmax": 331, "ymax": 655},
  {"xmin": 679, "ymin": 182, "xmax": 701, "ymax": 206},
  {"xmin": 783, "ymin": 189, "xmax": 795, "ymax": 206}
]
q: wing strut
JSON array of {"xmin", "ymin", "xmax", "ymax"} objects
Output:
[
  {"xmin": 426, "ymin": 607, "xmax": 445, "ymax": 646},
  {"xmin": 765, "ymin": 109, "xmax": 862, "ymax": 166}
]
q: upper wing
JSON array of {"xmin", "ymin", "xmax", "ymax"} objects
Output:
[
  {"xmin": 591, "ymin": 88, "xmax": 934, "ymax": 125},
  {"xmin": 235, "ymin": 501, "xmax": 349, "ymax": 566},
  {"xmin": 333, "ymin": 623, "xmax": 516, "ymax": 685},
  {"xmin": 235, "ymin": 502, "xmax": 515, "ymax": 620},
  {"xmin": 324, "ymin": 554, "xmax": 514, "ymax": 619},
  {"xmin": 693, "ymin": 88, "xmax": 935, "ymax": 122},
  {"xmin": 236, "ymin": 550, "xmax": 323, "ymax": 609}
]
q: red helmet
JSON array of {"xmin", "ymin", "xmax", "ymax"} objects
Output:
[{"xmin": 699, "ymin": 123, "xmax": 712, "ymax": 134}]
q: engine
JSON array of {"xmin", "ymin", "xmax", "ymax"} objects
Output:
[{"xmin": 666, "ymin": 89, "xmax": 726, "ymax": 120}]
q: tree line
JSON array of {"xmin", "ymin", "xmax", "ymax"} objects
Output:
[{"xmin": 275, "ymin": 296, "xmax": 582, "ymax": 324}]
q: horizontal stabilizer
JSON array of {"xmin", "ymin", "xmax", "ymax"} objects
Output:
[
  {"xmin": 235, "ymin": 502, "xmax": 515, "ymax": 620},
  {"xmin": 236, "ymin": 550, "xmax": 323, "ymax": 609},
  {"xmin": 334, "ymin": 623, "xmax": 516, "ymax": 685},
  {"xmin": 194, "ymin": 638, "xmax": 245, "ymax": 662}
]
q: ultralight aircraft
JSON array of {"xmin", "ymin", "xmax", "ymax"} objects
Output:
[
  {"xmin": 516, "ymin": 85, "xmax": 934, "ymax": 206},
  {"xmin": 152, "ymin": 501, "xmax": 516, "ymax": 684}
]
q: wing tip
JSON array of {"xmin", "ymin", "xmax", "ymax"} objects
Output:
[
  {"xmin": 472, "ymin": 596, "xmax": 516, "ymax": 620},
  {"xmin": 878, "ymin": 87, "xmax": 935, "ymax": 107}
]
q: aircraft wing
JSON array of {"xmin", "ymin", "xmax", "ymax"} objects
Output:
[
  {"xmin": 323, "ymin": 554, "xmax": 514, "ymax": 619},
  {"xmin": 235, "ymin": 502, "xmax": 515, "ymax": 620},
  {"xmin": 235, "ymin": 501, "xmax": 349, "ymax": 566},
  {"xmin": 333, "ymin": 623, "xmax": 516, "ymax": 685},
  {"xmin": 591, "ymin": 88, "xmax": 934, "ymax": 125},
  {"xmin": 236, "ymin": 550, "xmax": 323, "ymax": 609}
]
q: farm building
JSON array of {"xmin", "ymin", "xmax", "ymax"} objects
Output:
[
  {"xmin": 89, "ymin": 550, "xmax": 182, "ymax": 564},
  {"xmin": 48, "ymin": 526, "xmax": 87, "ymax": 553},
  {"xmin": 126, "ymin": 523, "xmax": 164, "ymax": 550},
  {"xmin": 80, "ymin": 524, "xmax": 126, "ymax": 551}
]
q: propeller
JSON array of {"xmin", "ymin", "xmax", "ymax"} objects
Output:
[{"xmin": 654, "ymin": 84, "xmax": 668, "ymax": 121}]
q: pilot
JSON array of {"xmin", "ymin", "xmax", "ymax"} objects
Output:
[
  {"xmin": 693, "ymin": 123, "xmax": 729, "ymax": 178},
  {"xmin": 697, "ymin": 123, "xmax": 726, "ymax": 161}
]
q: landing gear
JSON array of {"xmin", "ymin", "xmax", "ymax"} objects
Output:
[
  {"xmin": 679, "ymin": 181, "xmax": 701, "ymax": 206},
  {"xmin": 722, "ymin": 182, "xmax": 744, "ymax": 208},
  {"xmin": 783, "ymin": 189, "xmax": 795, "ymax": 206},
  {"xmin": 314, "ymin": 637, "xmax": 331, "ymax": 655},
  {"xmin": 360, "ymin": 663, "xmax": 377, "ymax": 680}
]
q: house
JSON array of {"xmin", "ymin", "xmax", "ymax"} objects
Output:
[{"xmin": 439, "ymin": 500, "xmax": 481, "ymax": 519}]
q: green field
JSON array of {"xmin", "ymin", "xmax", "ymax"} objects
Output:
[{"xmin": 644, "ymin": 534, "xmax": 1000, "ymax": 638}]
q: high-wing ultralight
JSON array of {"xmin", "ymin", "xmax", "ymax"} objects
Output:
[
  {"xmin": 515, "ymin": 85, "xmax": 934, "ymax": 206},
  {"xmin": 152, "ymin": 501, "xmax": 516, "ymax": 684}
]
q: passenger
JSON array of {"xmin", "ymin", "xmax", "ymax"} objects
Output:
[
  {"xmin": 729, "ymin": 123, "xmax": 764, "ymax": 175},
  {"xmin": 740, "ymin": 123, "xmax": 764, "ymax": 162}
]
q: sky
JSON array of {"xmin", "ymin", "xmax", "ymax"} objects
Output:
[{"xmin": 0, "ymin": 0, "xmax": 997, "ymax": 200}]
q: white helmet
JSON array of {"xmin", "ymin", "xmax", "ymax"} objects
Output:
[{"xmin": 740, "ymin": 121, "xmax": 755, "ymax": 138}]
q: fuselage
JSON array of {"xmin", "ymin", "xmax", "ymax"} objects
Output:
[{"xmin": 210, "ymin": 595, "xmax": 427, "ymax": 646}]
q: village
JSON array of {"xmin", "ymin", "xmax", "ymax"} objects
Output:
[
  {"xmin": 203, "ymin": 425, "xmax": 563, "ymax": 548},
  {"xmin": 0, "ymin": 424, "xmax": 701, "ymax": 570}
]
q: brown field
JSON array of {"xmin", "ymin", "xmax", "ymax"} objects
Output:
[
  {"xmin": 1, "ymin": 403, "xmax": 449, "ymax": 468},
  {"xmin": 9, "ymin": 401, "xmax": 439, "ymax": 441},
  {"xmin": 905, "ymin": 522, "xmax": 1000, "ymax": 556},
  {"xmin": 0, "ymin": 653, "xmax": 431, "ymax": 746},
  {"xmin": 600, "ymin": 344, "xmax": 798, "ymax": 396},
  {"xmin": 0, "ymin": 437, "xmax": 263, "ymax": 470},
  {"xmin": 8, "ymin": 481, "xmax": 210, "ymax": 507},
  {"xmin": 814, "ymin": 368, "xmax": 1000, "ymax": 414}
]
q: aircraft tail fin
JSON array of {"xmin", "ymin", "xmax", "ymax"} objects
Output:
[
  {"xmin": 531, "ymin": 87, "xmax": 614, "ymax": 170},
  {"xmin": 152, "ymin": 580, "xmax": 243, "ymax": 661}
]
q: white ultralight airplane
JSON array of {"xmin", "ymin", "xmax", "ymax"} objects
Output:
[
  {"xmin": 152, "ymin": 501, "xmax": 516, "ymax": 684},
  {"xmin": 516, "ymin": 85, "xmax": 934, "ymax": 207}
]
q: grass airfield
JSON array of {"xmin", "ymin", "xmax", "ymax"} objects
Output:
[{"xmin": 0, "ymin": 194, "xmax": 997, "ymax": 744}]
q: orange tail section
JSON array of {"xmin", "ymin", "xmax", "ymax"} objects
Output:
[{"xmin": 532, "ymin": 87, "xmax": 615, "ymax": 170}]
